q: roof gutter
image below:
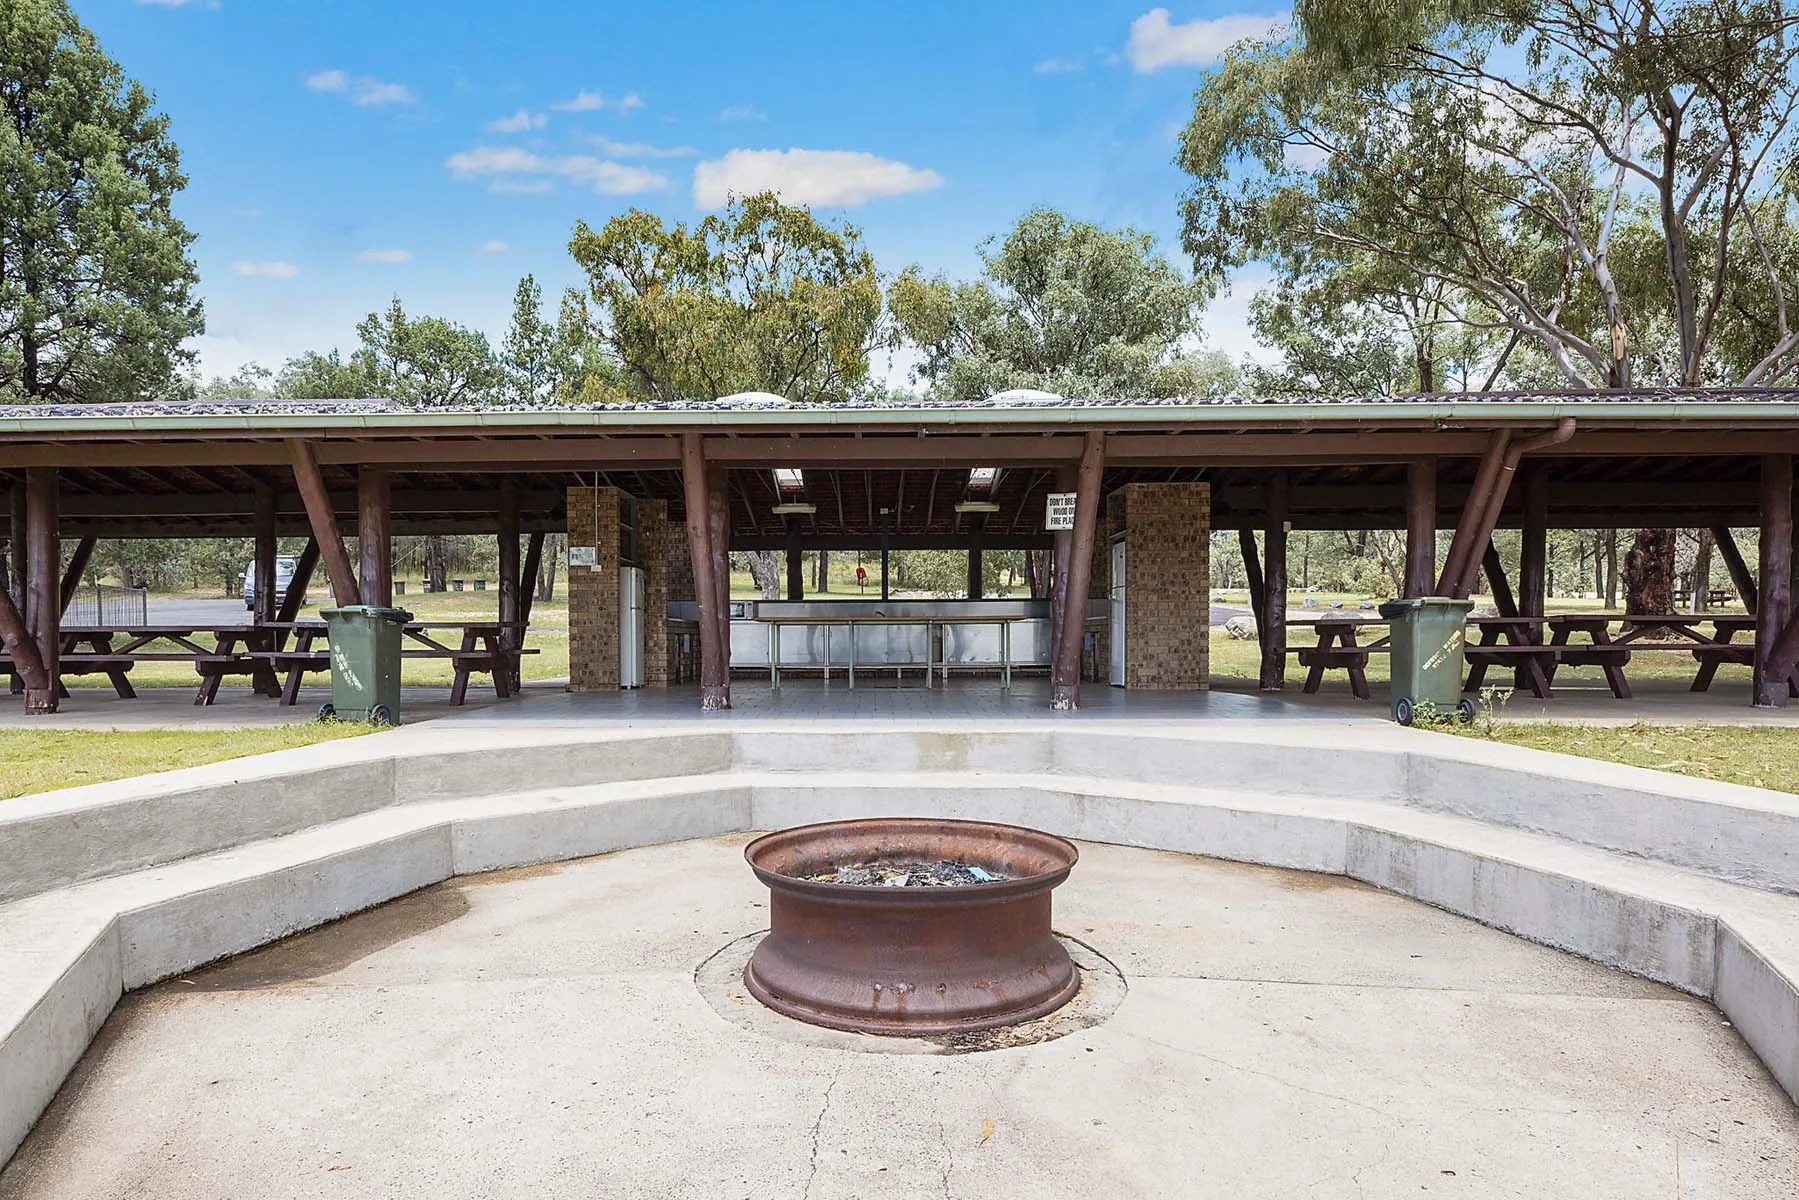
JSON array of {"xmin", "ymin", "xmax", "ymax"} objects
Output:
[{"xmin": 0, "ymin": 400, "xmax": 1796, "ymax": 438}]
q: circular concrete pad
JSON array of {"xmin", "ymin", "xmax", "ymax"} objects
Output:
[
  {"xmin": 696, "ymin": 931, "xmax": 1127, "ymax": 1054},
  {"xmin": 3, "ymin": 835, "xmax": 1795, "ymax": 1199}
]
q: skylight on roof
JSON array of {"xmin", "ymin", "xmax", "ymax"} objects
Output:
[
  {"xmin": 967, "ymin": 467, "xmax": 999, "ymax": 490},
  {"xmin": 773, "ymin": 467, "xmax": 805, "ymax": 491}
]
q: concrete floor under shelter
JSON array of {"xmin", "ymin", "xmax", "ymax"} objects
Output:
[
  {"xmin": 4, "ymin": 669, "xmax": 1797, "ymax": 730},
  {"xmin": 3, "ymin": 836, "xmax": 1793, "ymax": 1199}
]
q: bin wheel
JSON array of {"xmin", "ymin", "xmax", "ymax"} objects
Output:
[
  {"xmin": 1456, "ymin": 698, "xmax": 1478, "ymax": 724},
  {"xmin": 317, "ymin": 703, "xmax": 336, "ymax": 722},
  {"xmin": 1392, "ymin": 697, "xmax": 1414, "ymax": 726},
  {"xmin": 368, "ymin": 704, "xmax": 394, "ymax": 727}
]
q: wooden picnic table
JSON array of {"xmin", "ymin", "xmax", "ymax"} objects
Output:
[
  {"xmin": 1543, "ymin": 613, "xmax": 1763, "ymax": 698},
  {"xmin": 1288, "ymin": 609, "xmax": 1776, "ymax": 702},
  {"xmin": 251, "ymin": 619, "xmax": 533, "ymax": 706},
  {"xmin": 52, "ymin": 624, "xmax": 282, "ymax": 706},
  {"xmin": 1286, "ymin": 616, "xmax": 1389, "ymax": 699}
]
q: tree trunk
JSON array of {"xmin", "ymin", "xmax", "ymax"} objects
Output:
[
  {"xmin": 536, "ymin": 534, "xmax": 561, "ymax": 602},
  {"xmin": 1623, "ymin": 528, "xmax": 1676, "ymax": 616},
  {"xmin": 425, "ymin": 535, "xmax": 449, "ymax": 592},
  {"xmin": 743, "ymin": 550, "xmax": 782, "ymax": 599},
  {"xmin": 1690, "ymin": 530, "xmax": 1714, "ymax": 612},
  {"xmin": 813, "ymin": 549, "xmax": 828, "ymax": 593},
  {"xmin": 1601, "ymin": 530, "xmax": 1619, "ymax": 608}
]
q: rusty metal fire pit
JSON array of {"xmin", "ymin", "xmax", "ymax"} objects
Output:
[{"xmin": 743, "ymin": 818, "xmax": 1080, "ymax": 1036}]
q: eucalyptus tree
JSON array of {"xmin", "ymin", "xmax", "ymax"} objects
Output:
[
  {"xmin": 0, "ymin": 0, "xmax": 202, "ymax": 402},
  {"xmin": 1180, "ymin": 0, "xmax": 1799, "ymax": 389},
  {"xmin": 888, "ymin": 208, "xmax": 1232, "ymax": 399},
  {"xmin": 354, "ymin": 297, "xmax": 502, "ymax": 407},
  {"xmin": 567, "ymin": 191, "xmax": 883, "ymax": 404}
]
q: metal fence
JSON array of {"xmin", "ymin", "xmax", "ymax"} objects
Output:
[{"xmin": 62, "ymin": 583, "xmax": 148, "ymax": 626}]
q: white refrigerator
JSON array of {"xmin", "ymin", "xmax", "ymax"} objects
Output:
[
  {"xmin": 619, "ymin": 566, "xmax": 646, "ymax": 688},
  {"xmin": 1109, "ymin": 541, "xmax": 1126, "ymax": 686}
]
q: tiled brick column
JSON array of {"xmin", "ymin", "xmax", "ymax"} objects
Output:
[
  {"xmin": 567, "ymin": 486, "xmax": 621, "ymax": 691},
  {"xmin": 639, "ymin": 499, "xmax": 671, "ymax": 686},
  {"xmin": 1112, "ymin": 483, "xmax": 1211, "ymax": 689}
]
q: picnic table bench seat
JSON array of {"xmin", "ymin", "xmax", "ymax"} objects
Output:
[{"xmin": 246, "ymin": 644, "xmax": 539, "ymax": 707}]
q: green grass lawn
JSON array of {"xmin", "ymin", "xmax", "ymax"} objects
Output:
[
  {"xmin": 1449, "ymin": 723, "xmax": 1799, "ymax": 795},
  {"xmin": 0, "ymin": 724, "xmax": 376, "ymax": 800}
]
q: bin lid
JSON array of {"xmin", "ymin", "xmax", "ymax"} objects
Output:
[
  {"xmin": 1378, "ymin": 596, "xmax": 1476, "ymax": 618},
  {"xmin": 321, "ymin": 605, "xmax": 414, "ymax": 621}
]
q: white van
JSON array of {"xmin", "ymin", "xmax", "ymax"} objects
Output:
[{"xmin": 242, "ymin": 557, "xmax": 299, "ymax": 610}]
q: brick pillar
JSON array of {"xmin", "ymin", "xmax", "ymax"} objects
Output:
[
  {"xmin": 567, "ymin": 485, "xmax": 622, "ymax": 690},
  {"xmin": 639, "ymin": 499, "xmax": 672, "ymax": 686},
  {"xmin": 1115, "ymin": 483, "xmax": 1211, "ymax": 689}
]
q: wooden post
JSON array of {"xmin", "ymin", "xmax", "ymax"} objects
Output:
[
  {"xmin": 1260, "ymin": 471, "xmax": 1288, "ymax": 691},
  {"xmin": 1050, "ymin": 432, "xmax": 1105, "ymax": 710},
  {"xmin": 1238, "ymin": 528, "xmax": 1266, "ymax": 629},
  {"xmin": 785, "ymin": 515, "xmax": 804, "ymax": 600},
  {"xmin": 6, "ymin": 481, "xmax": 25, "ymax": 612},
  {"xmin": 0, "ymin": 587, "xmax": 48, "ymax": 704},
  {"xmin": 1481, "ymin": 542, "xmax": 1520, "ymax": 617},
  {"xmin": 24, "ymin": 468, "xmax": 58, "ymax": 713},
  {"xmin": 680, "ymin": 434, "xmax": 729, "ymax": 710},
  {"xmin": 1519, "ymin": 464, "xmax": 1548, "ymax": 619},
  {"xmin": 1713, "ymin": 527, "xmax": 1757, "ymax": 615},
  {"xmin": 497, "ymin": 477, "xmax": 520, "ymax": 686},
  {"xmin": 357, "ymin": 467, "xmax": 392, "ymax": 608},
  {"xmin": 253, "ymin": 484, "xmax": 278, "ymax": 625},
  {"xmin": 1755, "ymin": 455, "xmax": 1794, "ymax": 707},
  {"xmin": 707, "ymin": 465, "xmax": 732, "ymax": 692},
  {"xmin": 1048, "ymin": 464, "xmax": 1078, "ymax": 666},
  {"xmin": 515, "ymin": 531, "xmax": 545, "ymax": 690},
  {"xmin": 273, "ymin": 538, "xmax": 319, "ymax": 651},
  {"xmin": 5, "ymin": 481, "xmax": 22, "ymax": 696},
  {"xmin": 57, "ymin": 536, "xmax": 96, "ymax": 615},
  {"xmin": 1404, "ymin": 459, "xmax": 1437, "ymax": 598},
  {"xmin": 287, "ymin": 440, "xmax": 359, "ymax": 608},
  {"xmin": 1438, "ymin": 432, "xmax": 1510, "ymax": 597}
]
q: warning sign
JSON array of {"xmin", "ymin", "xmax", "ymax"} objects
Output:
[{"xmin": 1045, "ymin": 493, "xmax": 1077, "ymax": 531}]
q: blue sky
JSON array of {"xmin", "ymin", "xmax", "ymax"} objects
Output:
[{"xmin": 84, "ymin": 1, "xmax": 1284, "ymax": 385}]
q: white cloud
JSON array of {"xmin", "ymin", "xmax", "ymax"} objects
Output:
[
  {"xmin": 1125, "ymin": 9, "xmax": 1284, "ymax": 72},
  {"xmin": 717, "ymin": 105, "xmax": 766, "ymax": 122},
  {"xmin": 479, "ymin": 240, "xmax": 511, "ymax": 254},
  {"xmin": 614, "ymin": 91, "xmax": 645, "ymax": 114},
  {"xmin": 232, "ymin": 260, "xmax": 300, "ymax": 279},
  {"xmin": 692, "ymin": 149, "xmax": 944, "ymax": 208},
  {"xmin": 1034, "ymin": 58, "xmax": 1083, "ymax": 74},
  {"xmin": 487, "ymin": 109, "xmax": 546, "ymax": 133},
  {"xmin": 306, "ymin": 69, "xmax": 417, "ymax": 106},
  {"xmin": 445, "ymin": 145, "xmax": 668, "ymax": 195},
  {"xmin": 552, "ymin": 89, "xmax": 606, "ymax": 112},
  {"xmin": 357, "ymin": 248, "xmax": 413, "ymax": 263},
  {"xmin": 1203, "ymin": 265, "xmax": 1279, "ymax": 364},
  {"xmin": 1283, "ymin": 140, "xmax": 1329, "ymax": 169},
  {"xmin": 584, "ymin": 134, "xmax": 696, "ymax": 159}
]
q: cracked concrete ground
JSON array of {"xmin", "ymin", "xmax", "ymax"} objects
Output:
[{"xmin": 3, "ymin": 836, "xmax": 1794, "ymax": 1199}]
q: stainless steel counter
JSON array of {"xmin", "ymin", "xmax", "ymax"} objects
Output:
[{"xmin": 669, "ymin": 599, "xmax": 1104, "ymax": 670}]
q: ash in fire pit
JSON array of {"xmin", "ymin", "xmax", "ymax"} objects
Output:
[{"xmin": 804, "ymin": 860, "xmax": 1006, "ymax": 887}]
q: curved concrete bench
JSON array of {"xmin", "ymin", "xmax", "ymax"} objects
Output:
[{"xmin": 3, "ymin": 724, "xmax": 1798, "ymax": 1168}]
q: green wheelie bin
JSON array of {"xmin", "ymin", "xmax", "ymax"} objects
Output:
[
  {"xmin": 319, "ymin": 605, "xmax": 411, "ymax": 725},
  {"xmin": 1378, "ymin": 597, "xmax": 1476, "ymax": 726}
]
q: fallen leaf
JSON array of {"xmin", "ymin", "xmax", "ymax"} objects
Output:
[{"xmin": 979, "ymin": 1119, "xmax": 994, "ymax": 1146}]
